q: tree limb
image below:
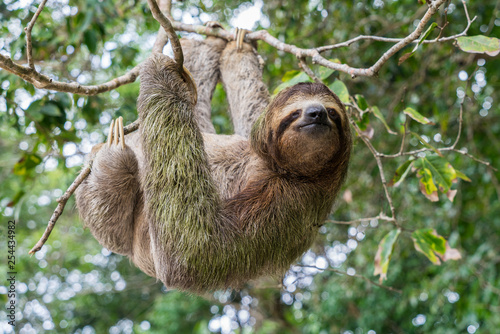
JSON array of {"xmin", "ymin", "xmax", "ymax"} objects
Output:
[
  {"xmin": 24, "ymin": 0, "xmax": 49, "ymax": 69},
  {"xmin": 1, "ymin": 0, "xmax": 460, "ymax": 94},
  {"xmin": 297, "ymin": 265, "xmax": 402, "ymax": 293}
]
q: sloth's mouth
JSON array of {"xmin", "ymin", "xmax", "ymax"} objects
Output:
[{"xmin": 298, "ymin": 122, "xmax": 331, "ymax": 130}]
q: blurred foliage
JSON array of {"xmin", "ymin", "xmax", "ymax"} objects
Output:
[{"xmin": 1, "ymin": 0, "xmax": 499, "ymax": 333}]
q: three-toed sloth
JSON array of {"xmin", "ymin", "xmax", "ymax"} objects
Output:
[{"xmin": 76, "ymin": 36, "xmax": 351, "ymax": 293}]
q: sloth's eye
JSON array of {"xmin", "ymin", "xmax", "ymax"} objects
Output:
[
  {"xmin": 327, "ymin": 108, "xmax": 340, "ymax": 121},
  {"xmin": 291, "ymin": 110, "xmax": 301, "ymax": 118}
]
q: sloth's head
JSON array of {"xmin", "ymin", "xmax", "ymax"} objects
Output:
[{"xmin": 251, "ymin": 82, "xmax": 351, "ymax": 177}]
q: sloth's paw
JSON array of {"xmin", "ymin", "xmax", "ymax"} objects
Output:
[
  {"xmin": 106, "ymin": 116, "xmax": 126, "ymax": 150},
  {"xmin": 235, "ymin": 27, "xmax": 250, "ymax": 51}
]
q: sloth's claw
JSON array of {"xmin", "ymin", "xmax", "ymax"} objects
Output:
[
  {"xmin": 107, "ymin": 119, "xmax": 115, "ymax": 148},
  {"xmin": 107, "ymin": 117, "xmax": 125, "ymax": 149},
  {"xmin": 235, "ymin": 27, "xmax": 249, "ymax": 51}
]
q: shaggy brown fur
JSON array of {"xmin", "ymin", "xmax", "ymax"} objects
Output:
[{"xmin": 75, "ymin": 37, "xmax": 351, "ymax": 293}]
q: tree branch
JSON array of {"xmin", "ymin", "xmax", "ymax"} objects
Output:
[
  {"xmin": 24, "ymin": 0, "xmax": 49, "ymax": 69},
  {"xmin": 0, "ymin": 53, "xmax": 140, "ymax": 95},
  {"xmin": 324, "ymin": 213, "xmax": 396, "ymax": 225},
  {"xmin": 152, "ymin": 0, "xmax": 173, "ymax": 54},
  {"xmin": 298, "ymin": 57, "xmax": 322, "ymax": 84},
  {"xmin": 316, "ymin": 0, "xmax": 475, "ymax": 52},
  {"xmin": 1, "ymin": 0, "xmax": 456, "ymax": 94},
  {"xmin": 297, "ymin": 265, "xmax": 402, "ymax": 293},
  {"xmin": 347, "ymin": 104, "xmax": 399, "ymax": 227}
]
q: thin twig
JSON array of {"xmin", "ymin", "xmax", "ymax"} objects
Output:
[
  {"xmin": 298, "ymin": 57, "xmax": 322, "ymax": 84},
  {"xmin": 1, "ymin": 0, "xmax": 451, "ymax": 89},
  {"xmin": 24, "ymin": 0, "xmax": 49, "ymax": 69},
  {"xmin": 316, "ymin": 0, "xmax": 475, "ymax": 53},
  {"xmin": 451, "ymin": 65, "xmax": 476, "ymax": 150},
  {"xmin": 152, "ymin": 0, "xmax": 172, "ymax": 54},
  {"xmin": 451, "ymin": 100, "xmax": 464, "ymax": 150},
  {"xmin": 146, "ymin": 0, "xmax": 183, "ymax": 68},
  {"xmin": 297, "ymin": 265, "xmax": 402, "ymax": 293},
  {"xmin": 347, "ymin": 104, "xmax": 399, "ymax": 226},
  {"xmin": 375, "ymin": 68, "xmax": 497, "ymax": 171},
  {"xmin": 29, "ymin": 120, "xmax": 140, "ymax": 254},
  {"xmin": 399, "ymin": 116, "xmax": 410, "ymax": 155},
  {"xmin": 324, "ymin": 213, "xmax": 395, "ymax": 225}
]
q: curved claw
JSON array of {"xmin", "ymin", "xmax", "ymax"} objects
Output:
[
  {"xmin": 107, "ymin": 117, "xmax": 125, "ymax": 149},
  {"xmin": 182, "ymin": 65, "xmax": 198, "ymax": 105},
  {"xmin": 235, "ymin": 28, "xmax": 251, "ymax": 51}
]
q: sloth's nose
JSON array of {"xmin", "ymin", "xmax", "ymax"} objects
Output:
[{"xmin": 304, "ymin": 105, "xmax": 327, "ymax": 123}]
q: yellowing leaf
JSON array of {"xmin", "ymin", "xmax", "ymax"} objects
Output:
[
  {"xmin": 412, "ymin": 229, "xmax": 461, "ymax": 265},
  {"xmin": 417, "ymin": 167, "xmax": 439, "ymax": 202},
  {"xmin": 374, "ymin": 229, "xmax": 401, "ymax": 283},
  {"xmin": 457, "ymin": 35, "xmax": 500, "ymax": 57},
  {"xmin": 13, "ymin": 153, "xmax": 43, "ymax": 177},
  {"xmin": 446, "ymin": 189, "xmax": 458, "ymax": 202},
  {"xmin": 389, "ymin": 160, "xmax": 414, "ymax": 187},
  {"xmin": 413, "ymin": 156, "xmax": 458, "ymax": 202}
]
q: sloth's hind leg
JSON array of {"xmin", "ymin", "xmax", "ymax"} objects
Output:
[
  {"xmin": 75, "ymin": 117, "xmax": 139, "ymax": 255},
  {"xmin": 220, "ymin": 29, "xmax": 270, "ymax": 138},
  {"xmin": 181, "ymin": 31, "xmax": 227, "ymax": 134}
]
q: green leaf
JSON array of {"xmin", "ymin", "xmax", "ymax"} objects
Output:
[
  {"xmin": 389, "ymin": 159, "xmax": 414, "ymax": 187},
  {"xmin": 398, "ymin": 23, "xmax": 437, "ymax": 65},
  {"xmin": 6, "ymin": 190, "xmax": 26, "ymax": 207},
  {"xmin": 13, "ymin": 153, "xmax": 43, "ymax": 177},
  {"xmin": 41, "ymin": 102, "xmax": 62, "ymax": 117},
  {"xmin": 374, "ymin": 229, "xmax": 401, "ymax": 283},
  {"xmin": 355, "ymin": 94, "xmax": 369, "ymax": 111},
  {"xmin": 412, "ymin": 229, "xmax": 461, "ymax": 265},
  {"xmin": 372, "ymin": 106, "xmax": 397, "ymax": 135},
  {"xmin": 328, "ymin": 79, "xmax": 350, "ymax": 104},
  {"xmin": 318, "ymin": 66, "xmax": 335, "ymax": 81},
  {"xmin": 282, "ymin": 70, "xmax": 301, "ymax": 82},
  {"xmin": 54, "ymin": 92, "xmax": 72, "ymax": 109},
  {"xmin": 457, "ymin": 35, "xmax": 500, "ymax": 56},
  {"xmin": 403, "ymin": 107, "xmax": 434, "ymax": 125},
  {"xmin": 273, "ymin": 71, "xmax": 312, "ymax": 95},
  {"xmin": 455, "ymin": 169, "xmax": 471, "ymax": 182},
  {"xmin": 416, "ymin": 22, "xmax": 438, "ymax": 49},
  {"xmin": 84, "ymin": 29, "xmax": 98, "ymax": 53},
  {"xmin": 355, "ymin": 111, "xmax": 370, "ymax": 132}
]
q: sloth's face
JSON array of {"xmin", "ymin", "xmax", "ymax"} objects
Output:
[
  {"xmin": 251, "ymin": 82, "xmax": 350, "ymax": 177},
  {"xmin": 270, "ymin": 93, "xmax": 346, "ymax": 176}
]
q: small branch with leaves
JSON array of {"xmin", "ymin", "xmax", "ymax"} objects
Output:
[{"xmin": 0, "ymin": 0, "xmax": 475, "ymax": 94}]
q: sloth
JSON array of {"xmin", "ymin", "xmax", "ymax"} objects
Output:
[{"xmin": 75, "ymin": 35, "xmax": 351, "ymax": 293}]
